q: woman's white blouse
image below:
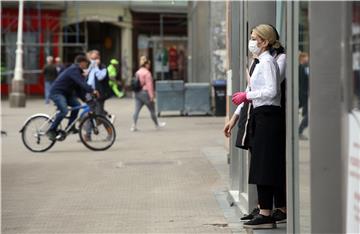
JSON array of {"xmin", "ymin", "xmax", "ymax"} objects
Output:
[{"xmin": 246, "ymin": 51, "xmax": 281, "ymax": 108}]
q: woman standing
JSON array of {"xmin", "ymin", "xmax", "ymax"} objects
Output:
[
  {"xmin": 131, "ymin": 56, "xmax": 166, "ymax": 132},
  {"xmin": 224, "ymin": 24, "xmax": 287, "ymax": 224},
  {"xmin": 232, "ymin": 24, "xmax": 285, "ymax": 229}
]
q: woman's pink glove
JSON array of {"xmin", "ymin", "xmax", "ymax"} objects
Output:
[{"xmin": 232, "ymin": 92, "xmax": 248, "ymax": 105}]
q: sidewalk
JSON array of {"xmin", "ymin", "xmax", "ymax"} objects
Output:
[{"xmin": 1, "ymin": 97, "xmax": 243, "ymax": 233}]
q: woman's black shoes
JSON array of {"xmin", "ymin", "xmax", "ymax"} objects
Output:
[
  {"xmin": 241, "ymin": 209, "xmax": 286, "ymax": 229},
  {"xmin": 243, "ymin": 214, "xmax": 276, "ymax": 229},
  {"xmin": 272, "ymin": 209, "xmax": 287, "ymax": 223},
  {"xmin": 240, "ymin": 207, "xmax": 260, "ymax": 221}
]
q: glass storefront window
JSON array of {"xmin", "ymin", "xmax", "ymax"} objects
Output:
[
  {"xmin": 298, "ymin": 2, "xmax": 311, "ymax": 233},
  {"xmin": 352, "ymin": 2, "xmax": 360, "ymax": 110},
  {"xmin": 347, "ymin": 2, "xmax": 360, "ymax": 232}
]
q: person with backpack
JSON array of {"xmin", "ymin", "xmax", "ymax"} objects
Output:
[{"xmin": 130, "ymin": 56, "xmax": 165, "ymax": 132}]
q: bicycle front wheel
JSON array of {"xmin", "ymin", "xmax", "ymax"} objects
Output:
[
  {"xmin": 21, "ymin": 115, "xmax": 56, "ymax": 152},
  {"xmin": 78, "ymin": 115, "xmax": 116, "ymax": 151}
]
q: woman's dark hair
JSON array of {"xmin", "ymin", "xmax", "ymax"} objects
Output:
[{"xmin": 267, "ymin": 24, "xmax": 285, "ymax": 55}]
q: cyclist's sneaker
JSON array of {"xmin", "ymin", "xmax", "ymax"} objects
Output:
[
  {"xmin": 240, "ymin": 207, "xmax": 260, "ymax": 221},
  {"xmin": 243, "ymin": 214, "xmax": 276, "ymax": 229},
  {"xmin": 46, "ymin": 129, "xmax": 57, "ymax": 141},
  {"xmin": 272, "ymin": 209, "xmax": 287, "ymax": 224},
  {"xmin": 69, "ymin": 126, "xmax": 79, "ymax": 134}
]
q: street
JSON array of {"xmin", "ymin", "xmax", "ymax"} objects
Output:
[{"xmin": 1, "ymin": 97, "xmax": 240, "ymax": 233}]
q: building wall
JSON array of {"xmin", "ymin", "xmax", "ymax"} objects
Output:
[
  {"xmin": 1, "ymin": 8, "xmax": 62, "ymax": 95},
  {"xmin": 63, "ymin": 2, "xmax": 133, "ymax": 84},
  {"xmin": 210, "ymin": 2, "xmax": 226, "ymax": 81},
  {"xmin": 309, "ymin": 2, "xmax": 346, "ymax": 233},
  {"xmin": 188, "ymin": 1, "xmax": 211, "ymax": 83},
  {"xmin": 64, "ymin": 2, "xmax": 129, "ymax": 26},
  {"xmin": 188, "ymin": 1, "xmax": 227, "ymax": 83}
]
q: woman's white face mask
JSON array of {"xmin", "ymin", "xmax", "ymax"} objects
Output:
[{"xmin": 248, "ymin": 39, "xmax": 261, "ymax": 55}]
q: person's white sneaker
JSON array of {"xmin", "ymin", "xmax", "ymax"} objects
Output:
[
  {"xmin": 130, "ymin": 124, "xmax": 138, "ymax": 132},
  {"xmin": 156, "ymin": 122, "xmax": 166, "ymax": 129}
]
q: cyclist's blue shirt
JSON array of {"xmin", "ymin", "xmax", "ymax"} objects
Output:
[{"xmin": 50, "ymin": 64, "xmax": 93, "ymax": 97}]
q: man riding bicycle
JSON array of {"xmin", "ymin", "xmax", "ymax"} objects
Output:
[{"xmin": 46, "ymin": 55, "xmax": 99, "ymax": 141}]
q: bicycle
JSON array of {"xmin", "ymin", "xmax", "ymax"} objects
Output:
[{"xmin": 20, "ymin": 100, "xmax": 116, "ymax": 152}]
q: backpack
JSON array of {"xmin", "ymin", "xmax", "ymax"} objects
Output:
[
  {"xmin": 131, "ymin": 72, "xmax": 143, "ymax": 92},
  {"xmin": 94, "ymin": 65, "xmax": 114, "ymax": 101}
]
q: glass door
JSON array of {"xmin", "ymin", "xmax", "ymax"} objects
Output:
[
  {"xmin": 286, "ymin": 1, "xmax": 311, "ymax": 233},
  {"xmin": 298, "ymin": 3, "xmax": 311, "ymax": 233},
  {"xmin": 346, "ymin": 2, "xmax": 360, "ymax": 233}
]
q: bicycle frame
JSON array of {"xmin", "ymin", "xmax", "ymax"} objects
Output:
[
  {"xmin": 20, "ymin": 101, "xmax": 116, "ymax": 152},
  {"xmin": 19, "ymin": 104, "xmax": 90, "ymax": 134},
  {"xmin": 61, "ymin": 104, "xmax": 90, "ymax": 133}
]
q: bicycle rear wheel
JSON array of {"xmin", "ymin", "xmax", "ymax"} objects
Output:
[
  {"xmin": 21, "ymin": 115, "xmax": 56, "ymax": 152},
  {"xmin": 78, "ymin": 114, "xmax": 116, "ymax": 151}
]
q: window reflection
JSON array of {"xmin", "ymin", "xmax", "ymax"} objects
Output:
[
  {"xmin": 353, "ymin": 2, "xmax": 360, "ymax": 110},
  {"xmin": 298, "ymin": 2, "xmax": 311, "ymax": 233}
]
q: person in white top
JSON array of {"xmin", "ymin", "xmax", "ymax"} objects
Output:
[
  {"xmin": 224, "ymin": 25, "xmax": 286, "ymax": 138},
  {"xmin": 229, "ymin": 24, "xmax": 286, "ymax": 229},
  {"xmin": 227, "ymin": 25, "xmax": 288, "ymax": 225}
]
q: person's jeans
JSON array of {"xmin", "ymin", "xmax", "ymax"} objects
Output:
[
  {"xmin": 84, "ymin": 99, "xmax": 107, "ymax": 137},
  {"xmin": 44, "ymin": 81, "xmax": 53, "ymax": 104},
  {"xmin": 133, "ymin": 91, "xmax": 158, "ymax": 126},
  {"xmin": 49, "ymin": 94, "xmax": 80, "ymax": 131}
]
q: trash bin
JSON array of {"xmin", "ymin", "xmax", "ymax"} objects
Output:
[
  {"xmin": 212, "ymin": 79, "xmax": 227, "ymax": 116},
  {"xmin": 155, "ymin": 80, "xmax": 184, "ymax": 116},
  {"xmin": 184, "ymin": 83, "xmax": 211, "ymax": 115}
]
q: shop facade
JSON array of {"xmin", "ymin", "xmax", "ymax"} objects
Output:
[
  {"xmin": 1, "ymin": 6, "xmax": 62, "ymax": 95},
  {"xmin": 1, "ymin": 1, "xmax": 188, "ymax": 96},
  {"xmin": 1, "ymin": 1, "xmax": 132, "ymax": 96},
  {"xmin": 226, "ymin": 1, "xmax": 360, "ymax": 233},
  {"xmin": 132, "ymin": 11, "xmax": 187, "ymax": 81}
]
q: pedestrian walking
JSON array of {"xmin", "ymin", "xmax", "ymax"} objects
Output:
[
  {"xmin": 107, "ymin": 58, "xmax": 125, "ymax": 98},
  {"xmin": 86, "ymin": 50, "xmax": 115, "ymax": 123},
  {"xmin": 43, "ymin": 56, "xmax": 58, "ymax": 104},
  {"xmin": 55, "ymin": 56, "xmax": 65, "ymax": 75},
  {"xmin": 231, "ymin": 24, "xmax": 285, "ymax": 229},
  {"xmin": 131, "ymin": 56, "xmax": 166, "ymax": 132}
]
